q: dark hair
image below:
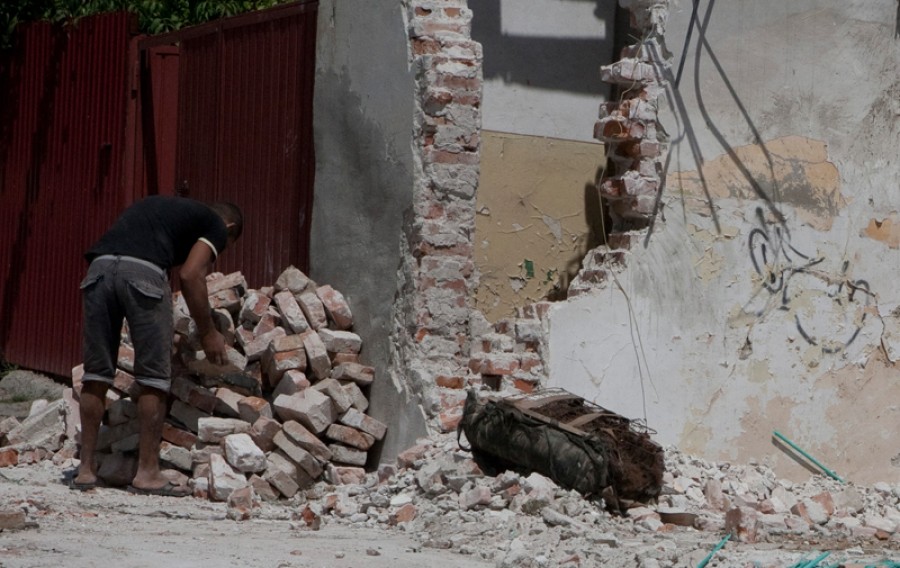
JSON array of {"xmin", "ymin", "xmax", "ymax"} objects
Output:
[{"xmin": 210, "ymin": 202, "xmax": 244, "ymax": 240}]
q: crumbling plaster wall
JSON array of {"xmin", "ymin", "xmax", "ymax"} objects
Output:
[
  {"xmin": 313, "ymin": 0, "xmax": 485, "ymax": 461},
  {"xmin": 547, "ymin": 0, "xmax": 900, "ymax": 483},
  {"xmin": 310, "ymin": 0, "xmax": 427, "ymax": 462},
  {"xmin": 470, "ymin": 0, "xmax": 616, "ymax": 319},
  {"xmin": 474, "ymin": 132, "xmax": 602, "ymax": 321}
]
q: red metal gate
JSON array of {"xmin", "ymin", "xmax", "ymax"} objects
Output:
[
  {"xmin": 0, "ymin": 2, "xmax": 318, "ymax": 376},
  {"xmin": 0, "ymin": 12, "xmax": 135, "ymax": 377},
  {"xmin": 137, "ymin": 1, "xmax": 318, "ymax": 287}
]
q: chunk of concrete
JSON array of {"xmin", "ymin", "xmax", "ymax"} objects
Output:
[{"xmin": 6, "ymin": 399, "xmax": 65, "ymax": 451}]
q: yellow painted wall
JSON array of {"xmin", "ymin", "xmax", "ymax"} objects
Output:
[{"xmin": 474, "ymin": 131, "xmax": 607, "ymax": 321}]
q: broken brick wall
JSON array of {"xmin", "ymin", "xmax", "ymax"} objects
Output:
[
  {"xmin": 393, "ymin": 0, "xmax": 483, "ymax": 434},
  {"xmin": 546, "ymin": 0, "xmax": 900, "ymax": 483}
]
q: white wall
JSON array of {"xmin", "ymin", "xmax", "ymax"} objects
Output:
[
  {"xmin": 470, "ymin": 0, "xmax": 616, "ymax": 141},
  {"xmin": 547, "ymin": 0, "xmax": 900, "ymax": 483}
]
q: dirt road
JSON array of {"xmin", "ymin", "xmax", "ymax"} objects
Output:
[{"xmin": 0, "ymin": 462, "xmax": 491, "ymax": 568}]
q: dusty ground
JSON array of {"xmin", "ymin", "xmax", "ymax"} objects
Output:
[
  {"xmin": 0, "ymin": 371, "xmax": 487, "ymax": 568},
  {"xmin": 0, "ymin": 462, "xmax": 491, "ymax": 568}
]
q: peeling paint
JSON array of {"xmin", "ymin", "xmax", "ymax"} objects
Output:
[
  {"xmin": 474, "ymin": 130, "xmax": 605, "ymax": 320},
  {"xmin": 862, "ymin": 212, "xmax": 900, "ymax": 249},
  {"xmin": 671, "ymin": 136, "xmax": 843, "ymax": 231}
]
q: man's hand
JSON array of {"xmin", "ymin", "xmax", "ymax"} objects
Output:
[{"xmin": 201, "ymin": 329, "xmax": 228, "ymax": 366}]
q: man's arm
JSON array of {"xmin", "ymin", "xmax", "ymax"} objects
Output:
[{"xmin": 179, "ymin": 240, "xmax": 227, "ymax": 365}]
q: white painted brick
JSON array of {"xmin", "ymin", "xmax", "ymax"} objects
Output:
[
  {"xmin": 197, "ymin": 417, "xmax": 251, "ymax": 444},
  {"xmin": 331, "ymin": 362, "xmax": 374, "ymax": 386},
  {"xmin": 273, "ymin": 290, "xmax": 310, "ymax": 334},
  {"xmin": 224, "ymin": 433, "xmax": 267, "ymax": 473},
  {"xmin": 311, "ymin": 378, "xmax": 352, "ymax": 414},
  {"xmin": 317, "ymin": 329, "xmax": 362, "ymax": 354},
  {"xmin": 282, "ymin": 420, "xmax": 332, "ymax": 463},
  {"xmin": 328, "ymin": 444, "xmax": 367, "ymax": 467},
  {"xmin": 315, "ymin": 285, "xmax": 353, "ymax": 330},
  {"xmin": 209, "ymin": 453, "xmax": 248, "ymax": 502},
  {"xmin": 273, "ymin": 390, "xmax": 336, "ymax": 434},
  {"xmin": 297, "ymin": 292, "xmax": 328, "ymax": 330},
  {"xmin": 273, "ymin": 430, "xmax": 323, "ymax": 479},
  {"xmin": 302, "ymin": 332, "xmax": 331, "ymax": 380},
  {"xmin": 340, "ymin": 408, "xmax": 386, "ymax": 440}
]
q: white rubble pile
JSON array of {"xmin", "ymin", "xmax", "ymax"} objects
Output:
[{"xmin": 281, "ymin": 434, "xmax": 900, "ymax": 568}]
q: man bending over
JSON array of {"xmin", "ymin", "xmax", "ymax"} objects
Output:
[{"xmin": 72, "ymin": 196, "xmax": 243, "ymax": 496}]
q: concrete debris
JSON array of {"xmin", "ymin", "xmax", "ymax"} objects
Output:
[{"xmin": 2, "ymin": 270, "xmax": 899, "ymax": 564}]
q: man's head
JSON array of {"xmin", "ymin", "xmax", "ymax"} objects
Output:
[{"xmin": 210, "ymin": 202, "xmax": 243, "ymax": 247}]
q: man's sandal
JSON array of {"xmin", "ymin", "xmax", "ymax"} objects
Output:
[{"xmin": 126, "ymin": 481, "xmax": 191, "ymax": 497}]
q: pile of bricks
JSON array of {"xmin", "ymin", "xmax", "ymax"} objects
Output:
[{"xmin": 65, "ymin": 265, "xmax": 386, "ymax": 507}]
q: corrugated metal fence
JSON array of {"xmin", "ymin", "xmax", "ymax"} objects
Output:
[
  {"xmin": 146, "ymin": 1, "xmax": 318, "ymax": 287},
  {"xmin": 0, "ymin": 3, "xmax": 318, "ymax": 377},
  {"xmin": 0, "ymin": 12, "xmax": 134, "ymax": 377}
]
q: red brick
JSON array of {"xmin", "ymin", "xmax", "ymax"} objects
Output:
[
  {"xmin": 162, "ymin": 423, "xmax": 198, "ymax": 450},
  {"xmin": 435, "ymin": 375, "xmax": 465, "ymax": 389},
  {"xmin": 396, "ymin": 443, "xmax": 429, "ymax": 469},
  {"xmin": 438, "ymin": 410, "xmax": 462, "ymax": 433},
  {"xmin": 0, "ymin": 448, "xmax": 19, "ymax": 468},
  {"xmin": 390, "ymin": 503, "xmax": 418, "ymax": 525},
  {"xmin": 331, "ymin": 352, "xmax": 359, "ymax": 365},
  {"xmin": 512, "ymin": 378, "xmax": 537, "ymax": 393}
]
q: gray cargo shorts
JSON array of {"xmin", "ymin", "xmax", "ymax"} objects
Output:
[{"xmin": 80, "ymin": 255, "xmax": 172, "ymax": 393}]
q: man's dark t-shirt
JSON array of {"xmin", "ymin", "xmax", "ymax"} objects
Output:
[{"xmin": 85, "ymin": 196, "xmax": 228, "ymax": 270}]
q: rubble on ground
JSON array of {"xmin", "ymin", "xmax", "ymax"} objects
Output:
[
  {"xmin": 1, "ymin": 265, "xmax": 898, "ymax": 565},
  {"xmin": 3, "ymin": 407, "xmax": 900, "ymax": 566}
]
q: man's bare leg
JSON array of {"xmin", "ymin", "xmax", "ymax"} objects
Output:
[
  {"xmin": 130, "ymin": 386, "xmax": 168, "ymax": 490},
  {"xmin": 73, "ymin": 381, "xmax": 109, "ymax": 486}
]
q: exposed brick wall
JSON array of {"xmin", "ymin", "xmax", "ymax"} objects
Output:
[
  {"xmin": 595, "ymin": 0, "xmax": 670, "ymax": 229},
  {"xmin": 570, "ymin": 0, "xmax": 671, "ymax": 296},
  {"xmin": 394, "ymin": 1, "xmax": 482, "ymax": 432}
]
